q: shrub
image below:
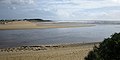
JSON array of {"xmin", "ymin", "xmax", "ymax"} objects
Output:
[{"xmin": 85, "ymin": 33, "xmax": 120, "ymax": 60}]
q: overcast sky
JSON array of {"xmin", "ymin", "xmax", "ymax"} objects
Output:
[{"xmin": 0, "ymin": 0, "xmax": 120, "ymax": 21}]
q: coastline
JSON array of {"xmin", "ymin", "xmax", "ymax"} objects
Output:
[
  {"xmin": 0, "ymin": 21, "xmax": 98, "ymax": 60},
  {"xmin": 0, "ymin": 42, "xmax": 100, "ymax": 60}
]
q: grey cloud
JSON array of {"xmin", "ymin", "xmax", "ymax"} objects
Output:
[
  {"xmin": 0, "ymin": 0, "xmax": 120, "ymax": 20},
  {"xmin": 0, "ymin": 0, "xmax": 35, "ymax": 5},
  {"xmin": 84, "ymin": 0, "xmax": 105, "ymax": 1}
]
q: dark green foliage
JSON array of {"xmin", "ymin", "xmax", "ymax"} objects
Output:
[
  {"xmin": 85, "ymin": 33, "xmax": 120, "ymax": 60},
  {"xmin": 85, "ymin": 46, "xmax": 100, "ymax": 60},
  {"xmin": 23, "ymin": 19, "xmax": 52, "ymax": 22}
]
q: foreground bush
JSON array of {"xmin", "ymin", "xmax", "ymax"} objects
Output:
[{"xmin": 85, "ymin": 33, "xmax": 120, "ymax": 60}]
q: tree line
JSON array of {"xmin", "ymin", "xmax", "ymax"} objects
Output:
[{"xmin": 0, "ymin": 19, "xmax": 52, "ymax": 24}]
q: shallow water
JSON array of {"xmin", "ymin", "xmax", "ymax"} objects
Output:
[{"xmin": 0, "ymin": 24, "xmax": 120, "ymax": 48}]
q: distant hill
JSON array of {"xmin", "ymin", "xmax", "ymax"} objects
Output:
[{"xmin": 23, "ymin": 19, "xmax": 52, "ymax": 22}]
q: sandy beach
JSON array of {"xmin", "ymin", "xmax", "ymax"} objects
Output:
[
  {"xmin": 0, "ymin": 21, "xmax": 95, "ymax": 30},
  {"xmin": 0, "ymin": 42, "xmax": 99, "ymax": 60}
]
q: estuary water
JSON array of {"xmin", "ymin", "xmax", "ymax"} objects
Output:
[{"xmin": 0, "ymin": 24, "xmax": 120, "ymax": 48}]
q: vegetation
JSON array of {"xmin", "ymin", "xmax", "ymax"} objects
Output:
[
  {"xmin": 23, "ymin": 19, "xmax": 52, "ymax": 22},
  {"xmin": 85, "ymin": 33, "xmax": 120, "ymax": 60},
  {"xmin": 0, "ymin": 19, "xmax": 52, "ymax": 24}
]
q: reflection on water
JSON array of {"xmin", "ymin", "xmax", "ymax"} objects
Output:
[{"xmin": 0, "ymin": 25, "xmax": 120, "ymax": 48}]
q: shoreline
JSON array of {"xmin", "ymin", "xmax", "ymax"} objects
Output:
[
  {"xmin": 0, "ymin": 42, "xmax": 100, "ymax": 52},
  {"xmin": 0, "ymin": 42, "xmax": 100, "ymax": 60}
]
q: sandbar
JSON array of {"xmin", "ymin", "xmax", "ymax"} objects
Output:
[{"xmin": 0, "ymin": 21, "xmax": 95, "ymax": 30}]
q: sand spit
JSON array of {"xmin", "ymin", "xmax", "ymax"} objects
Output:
[
  {"xmin": 0, "ymin": 21, "xmax": 39, "ymax": 30},
  {"xmin": 0, "ymin": 21, "xmax": 95, "ymax": 30},
  {"xmin": 0, "ymin": 42, "xmax": 99, "ymax": 60}
]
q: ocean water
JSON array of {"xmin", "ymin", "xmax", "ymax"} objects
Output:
[{"xmin": 0, "ymin": 24, "xmax": 120, "ymax": 48}]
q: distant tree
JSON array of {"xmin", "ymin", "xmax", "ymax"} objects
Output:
[
  {"xmin": 23, "ymin": 19, "xmax": 52, "ymax": 22},
  {"xmin": 85, "ymin": 33, "xmax": 120, "ymax": 60}
]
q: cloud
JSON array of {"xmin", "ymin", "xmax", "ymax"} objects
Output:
[
  {"xmin": 96, "ymin": 10, "xmax": 120, "ymax": 20},
  {"xmin": 8, "ymin": 6, "xmax": 16, "ymax": 10},
  {"xmin": 111, "ymin": 0, "xmax": 120, "ymax": 3},
  {"xmin": 0, "ymin": 0, "xmax": 120, "ymax": 20},
  {"xmin": 0, "ymin": 0, "xmax": 35, "ymax": 5}
]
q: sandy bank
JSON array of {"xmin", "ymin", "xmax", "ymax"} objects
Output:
[
  {"xmin": 0, "ymin": 21, "xmax": 95, "ymax": 30},
  {"xmin": 0, "ymin": 42, "xmax": 99, "ymax": 60}
]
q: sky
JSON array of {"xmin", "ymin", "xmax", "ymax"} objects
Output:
[{"xmin": 0, "ymin": 0, "xmax": 120, "ymax": 21}]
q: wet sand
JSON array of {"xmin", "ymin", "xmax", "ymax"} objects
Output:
[{"xmin": 0, "ymin": 42, "xmax": 99, "ymax": 60}]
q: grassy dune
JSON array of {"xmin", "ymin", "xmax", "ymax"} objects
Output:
[
  {"xmin": 0, "ymin": 43, "xmax": 99, "ymax": 60},
  {"xmin": 0, "ymin": 21, "xmax": 95, "ymax": 30}
]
